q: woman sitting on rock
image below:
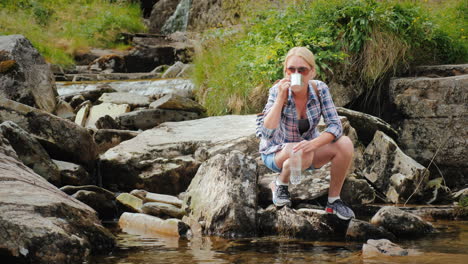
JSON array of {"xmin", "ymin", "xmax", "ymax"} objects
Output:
[{"xmin": 259, "ymin": 47, "xmax": 355, "ymax": 220}]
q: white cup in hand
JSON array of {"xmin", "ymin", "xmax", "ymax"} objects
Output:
[{"xmin": 290, "ymin": 73, "xmax": 302, "ymax": 89}]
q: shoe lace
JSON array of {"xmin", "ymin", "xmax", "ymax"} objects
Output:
[{"xmin": 277, "ymin": 185, "xmax": 290, "ymax": 199}]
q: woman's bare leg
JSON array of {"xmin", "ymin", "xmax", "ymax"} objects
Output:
[{"xmin": 274, "ymin": 136, "xmax": 354, "ymax": 195}]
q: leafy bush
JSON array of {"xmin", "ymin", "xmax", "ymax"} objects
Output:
[
  {"xmin": 193, "ymin": 0, "xmax": 468, "ymax": 116},
  {"xmin": 0, "ymin": 0, "xmax": 146, "ymax": 66}
]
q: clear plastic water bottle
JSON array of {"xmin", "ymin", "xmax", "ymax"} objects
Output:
[{"xmin": 289, "ymin": 149, "xmax": 303, "ymax": 184}]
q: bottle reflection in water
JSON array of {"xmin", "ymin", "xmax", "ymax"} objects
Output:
[{"xmin": 289, "ymin": 149, "xmax": 303, "ymax": 184}]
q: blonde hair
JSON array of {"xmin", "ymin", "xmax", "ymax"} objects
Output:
[{"xmin": 283, "ymin": 47, "xmax": 317, "ymax": 78}]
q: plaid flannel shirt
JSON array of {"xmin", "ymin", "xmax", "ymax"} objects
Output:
[{"xmin": 259, "ymin": 80, "xmax": 342, "ymax": 155}]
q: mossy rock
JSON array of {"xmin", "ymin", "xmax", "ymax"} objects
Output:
[{"xmin": 0, "ymin": 60, "xmax": 17, "ymax": 73}]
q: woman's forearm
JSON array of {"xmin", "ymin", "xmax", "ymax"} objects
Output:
[
  {"xmin": 309, "ymin": 132, "xmax": 335, "ymax": 150},
  {"xmin": 263, "ymin": 101, "xmax": 284, "ymax": 129}
]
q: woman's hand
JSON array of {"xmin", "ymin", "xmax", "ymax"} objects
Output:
[
  {"xmin": 276, "ymin": 78, "xmax": 290, "ymax": 105},
  {"xmin": 293, "ymin": 140, "xmax": 318, "ymax": 153}
]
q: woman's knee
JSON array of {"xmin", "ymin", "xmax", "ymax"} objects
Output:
[{"xmin": 336, "ymin": 136, "xmax": 354, "ymax": 156}]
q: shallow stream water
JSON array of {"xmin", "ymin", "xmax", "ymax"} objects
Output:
[{"xmin": 88, "ymin": 220, "xmax": 467, "ymax": 264}]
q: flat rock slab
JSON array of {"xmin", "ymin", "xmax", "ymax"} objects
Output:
[{"xmin": 102, "ymin": 115, "xmax": 256, "ymax": 158}]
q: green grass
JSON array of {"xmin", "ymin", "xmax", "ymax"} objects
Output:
[
  {"xmin": 0, "ymin": 0, "xmax": 146, "ymax": 66},
  {"xmin": 193, "ymin": 0, "xmax": 468, "ymax": 116}
]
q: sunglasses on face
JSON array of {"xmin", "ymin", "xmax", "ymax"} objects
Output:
[{"xmin": 286, "ymin": 66, "xmax": 311, "ymax": 75}]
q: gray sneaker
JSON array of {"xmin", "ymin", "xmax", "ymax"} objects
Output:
[
  {"xmin": 270, "ymin": 181, "xmax": 291, "ymax": 207},
  {"xmin": 325, "ymin": 199, "xmax": 355, "ymax": 220}
]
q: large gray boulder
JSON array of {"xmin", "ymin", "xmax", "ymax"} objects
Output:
[
  {"xmin": 0, "ymin": 98, "xmax": 98, "ymax": 170},
  {"xmin": 389, "ymin": 73, "xmax": 468, "ymax": 187},
  {"xmin": 0, "ymin": 134, "xmax": 114, "ymax": 264},
  {"xmin": 362, "ymin": 131, "xmax": 429, "ymax": 203},
  {"xmin": 100, "ymin": 115, "xmax": 258, "ymax": 193},
  {"xmin": 0, "ymin": 121, "xmax": 61, "ymax": 185},
  {"xmin": 0, "ymin": 35, "xmax": 57, "ymax": 113},
  {"xmin": 182, "ymin": 151, "xmax": 257, "ymax": 238},
  {"xmin": 370, "ymin": 206, "xmax": 434, "ymax": 237}
]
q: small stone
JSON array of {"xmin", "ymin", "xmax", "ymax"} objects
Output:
[
  {"xmin": 116, "ymin": 193, "xmax": 143, "ymax": 213},
  {"xmin": 362, "ymin": 239, "xmax": 420, "ymax": 257}
]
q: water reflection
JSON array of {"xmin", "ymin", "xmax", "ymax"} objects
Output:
[{"xmin": 89, "ymin": 221, "xmax": 468, "ymax": 264}]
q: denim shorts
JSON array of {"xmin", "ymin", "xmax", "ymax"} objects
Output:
[{"xmin": 261, "ymin": 152, "xmax": 318, "ymax": 173}]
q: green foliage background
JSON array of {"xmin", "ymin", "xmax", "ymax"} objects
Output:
[
  {"xmin": 193, "ymin": 0, "xmax": 467, "ymax": 116},
  {"xmin": 0, "ymin": 0, "xmax": 145, "ymax": 66}
]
